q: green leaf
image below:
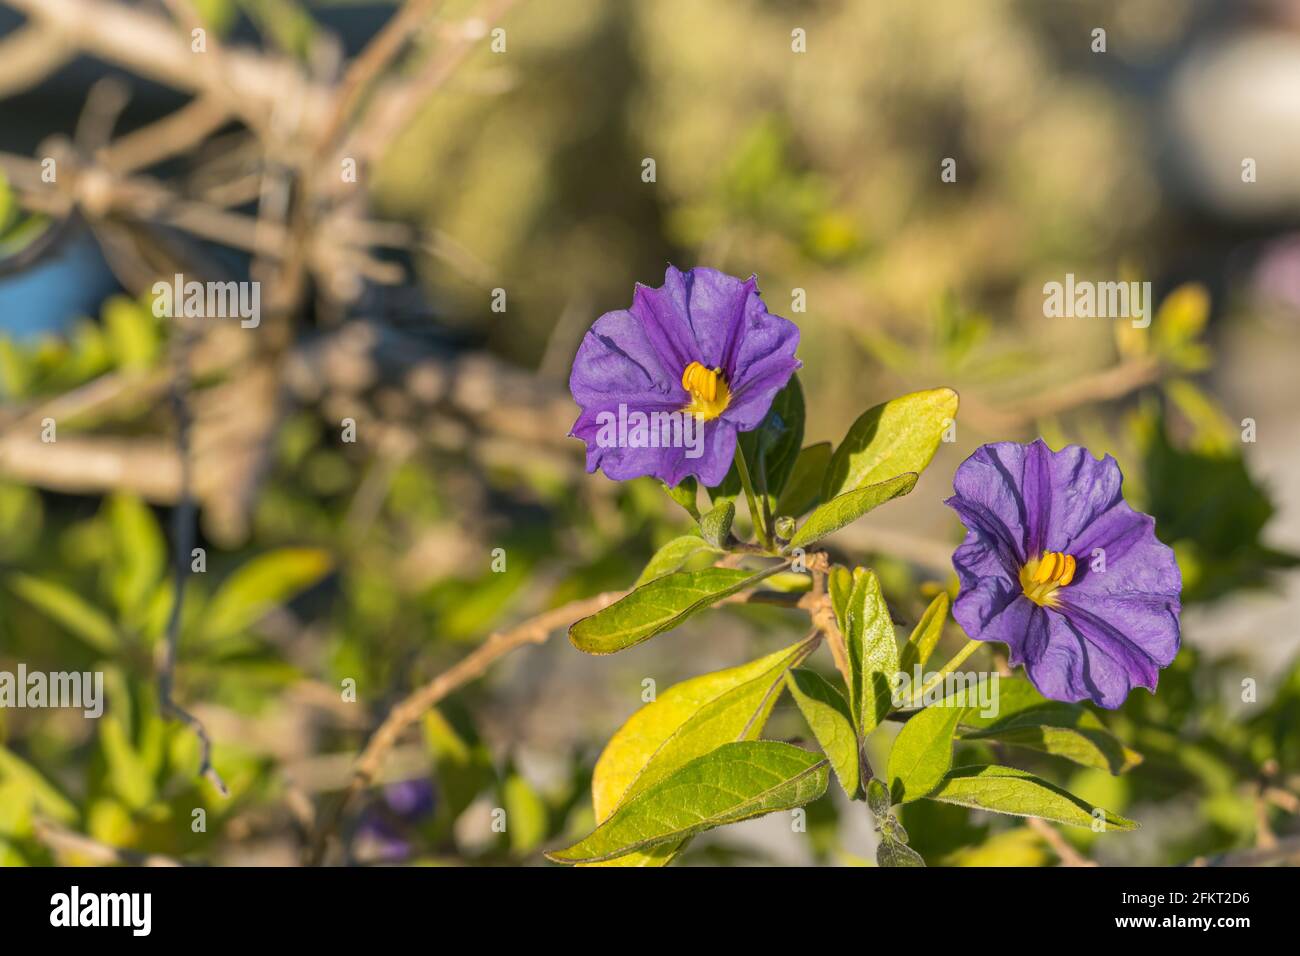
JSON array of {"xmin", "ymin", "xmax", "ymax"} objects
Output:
[
  {"xmin": 877, "ymin": 833, "xmax": 926, "ymax": 867},
  {"xmin": 104, "ymin": 494, "xmax": 165, "ymax": 623},
  {"xmin": 633, "ymin": 535, "xmax": 721, "ymax": 587},
  {"xmin": 502, "ymin": 772, "xmax": 549, "ymax": 854},
  {"xmin": 775, "ymin": 442, "xmax": 832, "ymax": 519},
  {"xmin": 662, "ymin": 478, "xmax": 701, "ymax": 520},
  {"xmin": 786, "ymin": 668, "xmax": 860, "ymax": 798},
  {"xmin": 958, "ymin": 678, "xmax": 1140, "ymax": 774},
  {"xmin": 0, "ymin": 747, "xmax": 78, "ymax": 824},
  {"xmin": 547, "ymin": 741, "xmax": 828, "ymax": 864},
  {"xmin": 823, "ymin": 387, "xmax": 958, "ymax": 500},
  {"xmin": 828, "ymin": 565, "xmax": 853, "ymax": 632},
  {"xmin": 844, "ymin": 569, "xmax": 899, "ymax": 736},
  {"xmin": 204, "ymin": 548, "xmax": 333, "ymax": 640},
  {"xmin": 699, "ymin": 500, "xmax": 735, "ymax": 548},
  {"xmin": 102, "ymin": 295, "xmax": 160, "ymax": 371},
  {"xmin": 928, "ymin": 765, "xmax": 1137, "ymax": 831},
  {"xmin": 866, "ymin": 777, "xmax": 891, "ymax": 819},
  {"xmin": 101, "ymin": 715, "xmax": 155, "ymax": 811},
  {"xmin": 968, "ymin": 723, "xmax": 1142, "ymax": 775},
  {"xmin": 786, "ymin": 473, "xmax": 918, "ymax": 550},
  {"xmin": 887, "ymin": 703, "xmax": 963, "ymax": 803},
  {"xmin": 899, "ymin": 592, "xmax": 950, "ymax": 675},
  {"xmin": 6, "ymin": 574, "xmax": 119, "ymax": 654},
  {"xmin": 570, "ymin": 564, "xmax": 783, "ymax": 655},
  {"xmin": 592, "ymin": 641, "xmax": 813, "ymax": 821}
]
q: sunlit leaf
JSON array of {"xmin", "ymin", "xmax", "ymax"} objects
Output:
[
  {"xmin": 888, "ymin": 703, "xmax": 963, "ymax": 803},
  {"xmin": 547, "ymin": 741, "xmax": 828, "ymax": 864},
  {"xmin": 569, "ymin": 564, "xmax": 784, "ymax": 655},
  {"xmin": 928, "ymin": 765, "xmax": 1137, "ymax": 830},
  {"xmin": 633, "ymin": 535, "xmax": 721, "ymax": 587},
  {"xmin": 899, "ymin": 592, "xmax": 950, "ymax": 675},
  {"xmin": 592, "ymin": 641, "xmax": 813, "ymax": 821},
  {"xmin": 786, "ymin": 668, "xmax": 860, "ymax": 798},
  {"xmin": 823, "ymin": 387, "xmax": 958, "ymax": 500},
  {"xmin": 844, "ymin": 569, "xmax": 898, "ymax": 736},
  {"xmin": 786, "ymin": 473, "xmax": 917, "ymax": 550}
]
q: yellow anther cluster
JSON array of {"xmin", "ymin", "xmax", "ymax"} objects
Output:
[
  {"xmin": 680, "ymin": 361, "xmax": 731, "ymax": 420},
  {"xmin": 1019, "ymin": 551, "xmax": 1077, "ymax": 607}
]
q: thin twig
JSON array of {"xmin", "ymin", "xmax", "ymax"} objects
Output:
[
  {"xmin": 158, "ymin": 320, "xmax": 228, "ymax": 797},
  {"xmin": 1027, "ymin": 817, "xmax": 1097, "ymax": 867},
  {"xmin": 315, "ymin": 0, "xmax": 444, "ymax": 153},
  {"xmin": 305, "ymin": 588, "xmax": 626, "ymax": 864}
]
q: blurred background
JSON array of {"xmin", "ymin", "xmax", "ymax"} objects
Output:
[{"xmin": 0, "ymin": 0, "xmax": 1297, "ymax": 866}]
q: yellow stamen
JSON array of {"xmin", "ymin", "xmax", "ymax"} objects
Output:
[
  {"xmin": 1019, "ymin": 550, "xmax": 1077, "ymax": 607},
  {"xmin": 680, "ymin": 361, "xmax": 731, "ymax": 420},
  {"xmin": 1058, "ymin": 554, "xmax": 1076, "ymax": 586}
]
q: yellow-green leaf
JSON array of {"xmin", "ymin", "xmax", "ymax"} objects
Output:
[
  {"xmin": 845, "ymin": 569, "xmax": 898, "ymax": 736},
  {"xmin": 899, "ymin": 592, "xmax": 950, "ymax": 674},
  {"xmin": 888, "ymin": 703, "xmax": 963, "ymax": 803},
  {"xmin": 929, "ymin": 765, "xmax": 1137, "ymax": 830},
  {"xmin": 823, "ymin": 387, "xmax": 958, "ymax": 500},
  {"xmin": 205, "ymin": 548, "xmax": 333, "ymax": 639},
  {"xmin": 547, "ymin": 742, "xmax": 829, "ymax": 864},
  {"xmin": 592, "ymin": 640, "xmax": 814, "ymax": 822},
  {"xmin": 6, "ymin": 574, "xmax": 119, "ymax": 654},
  {"xmin": 569, "ymin": 564, "xmax": 783, "ymax": 655},
  {"xmin": 786, "ymin": 668, "xmax": 860, "ymax": 798},
  {"xmin": 786, "ymin": 473, "xmax": 917, "ymax": 551},
  {"xmin": 633, "ymin": 535, "xmax": 721, "ymax": 587}
]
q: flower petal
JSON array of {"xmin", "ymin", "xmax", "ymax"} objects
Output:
[
  {"xmin": 571, "ymin": 405, "xmax": 737, "ymax": 487},
  {"xmin": 630, "ymin": 266, "xmax": 701, "ymax": 374},
  {"xmin": 722, "ymin": 315, "xmax": 801, "ymax": 430},
  {"xmin": 569, "ymin": 308, "xmax": 685, "ymax": 410},
  {"xmin": 1024, "ymin": 607, "xmax": 1162, "ymax": 709},
  {"xmin": 948, "ymin": 441, "xmax": 1034, "ymax": 565}
]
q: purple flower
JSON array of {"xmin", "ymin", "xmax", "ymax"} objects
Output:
[
  {"xmin": 945, "ymin": 440, "xmax": 1181, "ymax": 708},
  {"xmin": 568, "ymin": 266, "xmax": 801, "ymax": 486}
]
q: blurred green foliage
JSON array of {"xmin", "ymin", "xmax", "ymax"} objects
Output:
[{"xmin": 1, "ymin": 0, "xmax": 1297, "ymax": 866}]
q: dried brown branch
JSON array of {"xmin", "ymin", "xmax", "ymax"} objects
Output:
[
  {"xmin": 99, "ymin": 96, "xmax": 232, "ymax": 174},
  {"xmin": 316, "ymin": 0, "xmax": 445, "ymax": 152},
  {"xmin": 344, "ymin": 0, "xmax": 518, "ymax": 167},
  {"xmin": 0, "ymin": 23, "xmax": 72, "ymax": 98},
  {"xmin": 6, "ymin": 0, "xmax": 331, "ymax": 135}
]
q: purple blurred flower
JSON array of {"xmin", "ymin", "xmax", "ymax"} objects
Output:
[
  {"xmin": 568, "ymin": 266, "xmax": 801, "ymax": 486},
  {"xmin": 1254, "ymin": 234, "xmax": 1300, "ymax": 313},
  {"xmin": 945, "ymin": 440, "xmax": 1181, "ymax": 708},
  {"xmin": 354, "ymin": 779, "xmax": 436, "ymax": 861}
]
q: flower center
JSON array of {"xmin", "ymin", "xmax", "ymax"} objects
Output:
[
  {"xmin": 680, "ymin": 361, "xmax": 731, "ymax": 420},
  {"xmin": 1019, "ymin": 550, "xmax": 1077, "ymax": 607}
]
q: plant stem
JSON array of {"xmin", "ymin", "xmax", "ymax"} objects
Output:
[
  {"xmin": 911, "ymin": 638, "xmax": 981, "ymax": 704},
  {"xmin": 734, "ymin": 443, "xmax": 770, "ymax": 549}
]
